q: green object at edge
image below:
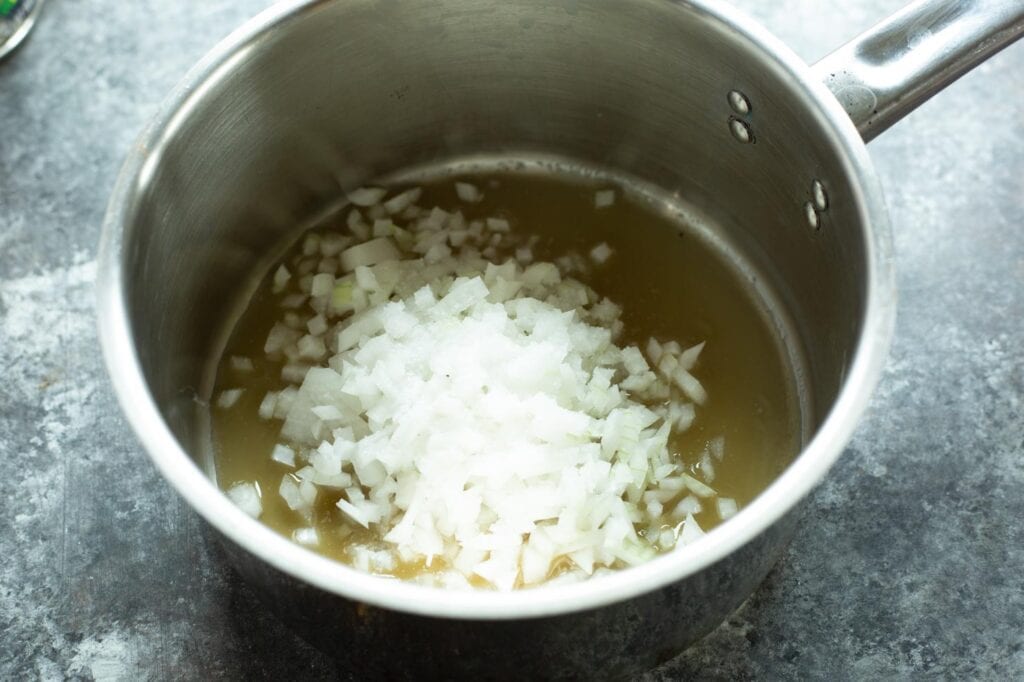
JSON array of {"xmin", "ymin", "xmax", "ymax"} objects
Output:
[{"xmin": 0, "ymin": 0, "xmax": 19, "ymax": 18}]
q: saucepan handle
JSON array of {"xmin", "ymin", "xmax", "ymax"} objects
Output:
[{"xmin": 813, "ymin": 0, "xmax": 1024, "ymax": 142}]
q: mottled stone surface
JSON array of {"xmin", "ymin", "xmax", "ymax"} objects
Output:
[{"xmin": 1, "ymin": 0, "xmax": 1021, "ymax": 679}]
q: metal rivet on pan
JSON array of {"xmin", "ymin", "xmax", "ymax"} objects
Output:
[
  {"xmin": 805, "ymin": 201, "xmax": 820, "ymax": 230},
  {"xmin": 727, "ymin": 90, "xmax": 751, "ymax": 115},
  {"xmin": 729, "ymin": 117, "xmax": 753, "ymax": 143},
  {"xmin": 811, "ymin": 179, "xmax": 829, "ymax": 211}
]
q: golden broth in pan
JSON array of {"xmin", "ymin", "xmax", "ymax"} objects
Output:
[{"xmin": 211, "ymin": 170, "xmax": 801, "ymax": 583}]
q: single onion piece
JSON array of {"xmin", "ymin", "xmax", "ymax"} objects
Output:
[
  {"xmin": 680, "ymin": 473, "xmax": 716, "ymax": 498},
  {"xmin": 348, "ymin": 187, "xmax": 387, "ymax": 207},
  {"xmin": 709, "ymin": 435, "xmax": 725, "ymax": 461},
  {"xmin": 306, "ymin": 314, "xmax": 329, "ymax": 336},
  {"xmin": 678, "ymin": 341, "xmax": 706, "ymax": 371},
  {"xmin": 271, "ymin": 443, "xmax": 296, "ymax": 467},
  {"xmin": 216, "ymin": 388, "xmax": 244, "ymax": 409},
  {"xmin": 332, "ymin": 280, "xmax": 355, "ymax": 314},
  {"xmin": 455, "ymin": 181, "xmax": 483, "ymax": 203},
  {"xmin": 226, "ymin": 482, "xmax": 262, "ymax": 518},
  {"xmin": 337, "ymin": 497, "xmax": 372, "ymax": 528},
  {"xmin": 339, "ymin": 237, "xmax": 401, "ymax": 272},
  {"xmin": 383, "ymin": 187, "xmax": 422, "ymax": 215},
  {"xmin": 678, "ymin": 514, "xmax": 705, "ymax": 545},
  {"xmin": 486, "ymin": 217, "xmax": 511, "ymax": 233},
  {"xmin": 230, "ymin": 356, "xmax": 254, "ymax": 373},
  {"xmin": 293, "ymin": 527, "xmax": 319, "ymax": 546},
  {"xmin": 595, "ymin": 189, "xmax": 616, "ymax": 209},
  {"xmin": 310, "ymin": 273, "xmax": 334, "ymax": 297},
  {"xmin": 717, "ymin": 497, "xmax": 739, "ymax": 520},
  {"xmin": 672, "ymin": 367, "xmax": 708, "ymax": 405},
  {"xmin": 646, "ymin": 337, "xmax": 664, "ymax": 365},
  {"xmin": 272, "ymin": 265, "xmax": 291, "ymax": 293},
  {"xmin": 258, "ymin": 392, "xmax": 278, "ymax": 420},
  {"xmin": 279, "ymin": 475, "xmax": 305, "ymax": 511},
  {"xmin": 589, "ymin": 242, "xmax": 613, "ymax": 265},
  {"xmin": 673, "ymin": 495, "xmax": 702, "ymax": 518}
]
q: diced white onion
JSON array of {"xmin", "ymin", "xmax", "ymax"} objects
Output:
[
  {"xmin": 681, "ymin": 473, "xmax": 716, "ymax": 498},
  {"xmin": 272, "ymin": 265, "xmax": 291, "ymax": 293},
  {"xmin": 235, "ymin": 181, "xmax": 729, "ymax": 591},
  {"xmin": 310, "ymin": 273, "xmax": 334, "ymax": 297},
  {"xmin": 678, "ymin": 341, "xmax": 705, "ymax": 371},
  {"xmin": 226, "ymin": 482, "xmax": 262, "ymax": 518},
  {"xmin": 594, "ymin": 189, "xmax": 616, "ymax": 208},
  {"xmin": 216, "ymin": 388, "xmax": 244, "ymax": 409},
  {"xmin": 306, "ymin": 314, "xmax": 329, "ymax": 336},
  {"xmin": 674, "ymin": 495, "xmax": 702, "ymax": 517},
  {"xmin": 589, "ymin": 242, "xmax": 613, "ymax": 265},
  {"xmin": 678, "ymin": 514, "xmax": 705, "ymax": 545},
  {"xmin": 455, "ymin": 181, "xmax": 483, "ymax": 203},
  {"xmin": 383, "ymin": 187, "xmax": 422, "ymax": 215},
  {"xmin": 230, "ymin": 356, "xmax": 254, "ymax": 373},
  {"xmin": 672, "ymin": 368, "xmax": 708, "ymax": 405},
  {"xmin": 486, "ymin": 217, "xmax": 510, "ymax": 233},
  {"xmin": 339, "ymin": 237, "xmax": 401, "ymax": 272},
  {"xmin": 348, "ymin": 187, "xmax": 387, "ymax": 207},
  {"xmin": 271, "ymin": 444, "xmax": 296, "ymax": 467},
  {"xmin": 717, "ymin": 497, "xmax": 738, "ymax": 520},
  {"xmin": 709, "ymin": 435, "xmax": 725, "ymax": 461},
  {"xmin": 293, "ymin": 527, "xmax": 319, "ymax": 546},
  {"xmin": 258, "ymin": 392, "xmax": 278, "ymax": 420}
]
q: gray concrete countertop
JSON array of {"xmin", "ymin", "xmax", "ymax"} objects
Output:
[{"xmin": 1, "ymin": 1, "xmax": 1021, "ymax": 679}]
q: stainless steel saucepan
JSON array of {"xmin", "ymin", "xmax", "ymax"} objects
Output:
[{"xmin": 96, "ymin": 0, "xmax": 1024, "ymax": 678}]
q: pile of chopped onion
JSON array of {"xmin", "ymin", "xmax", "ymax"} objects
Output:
[{"xmin": 219, "ymin": 182, "xmax": 737, "ymax": 589}]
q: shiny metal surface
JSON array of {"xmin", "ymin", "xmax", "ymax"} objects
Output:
[
  {"xmin": 95, "ymin": 0, "xmax": 1010, "ymax": 676},
  {"xmin": 0, "ymin": 0, "xmax": 43, "ymax": 61},
  {"xmin": 816, "ymin": 0, "xmax": 1024, "ymax": 141}
]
